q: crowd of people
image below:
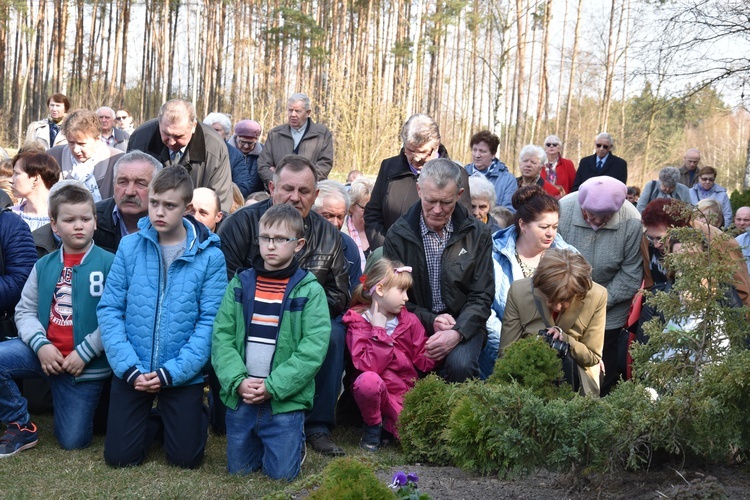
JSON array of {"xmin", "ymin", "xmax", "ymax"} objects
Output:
[{"xmin": 1, "ymin": 91, "xmax": 749, "ymax": 481}]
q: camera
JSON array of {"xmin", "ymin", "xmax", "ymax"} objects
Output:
[{"xmin": 537, "ymin": 329, "xmax": 570, "ymax": 358}]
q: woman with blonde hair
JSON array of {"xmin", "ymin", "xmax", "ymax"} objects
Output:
[
  {"xmin": 343, "ymin": 177, "xmax": 373, "ymax": 264},
  {"xmin": 47, "ymin": 109, "xmax": 122, "ymax": 201},
  {"xmin": 500, "ymin": 248, "xmax": 607, "ymax": 396}
]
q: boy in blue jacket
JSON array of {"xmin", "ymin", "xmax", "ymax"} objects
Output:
[
  {"xmin": 0, "ymin": 183, "xmax": 114, "ymax": 456},
  {"xmin": 98, "ymin": 166, "xmax": 227, "ymax": 469},
  {"xmin": 212, "ymin": 203, "xmax": 330, "ymax": 480}
]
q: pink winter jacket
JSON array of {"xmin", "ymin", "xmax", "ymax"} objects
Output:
[{"xmin": 343, "ymin": 308, "xmax": 437, "ymax": 418}]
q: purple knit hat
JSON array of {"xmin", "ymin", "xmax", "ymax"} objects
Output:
[
  {"xmin": 578, "ymin": 176, "xmax": 627, "ymax": 214},
  {"xmin": 234, "ymin": 119, "xmax": 262, "ymax": 138}
]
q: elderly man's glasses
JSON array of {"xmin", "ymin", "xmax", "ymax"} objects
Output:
[{"xmin": 595, "ymin": 143, "xmax": 610, "ymax": 150}]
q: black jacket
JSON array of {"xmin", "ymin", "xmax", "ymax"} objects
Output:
[
  {"xmin": 383, "ymin": 201, "xmax": 494, "ymax": 341},
  {"xmin": 363, "ymin": 145, "xmax": 472, "ymax": 250},
  {"xmin": 572, "ymin": 153, "xmax": 628, "ymax": 191},
  {"xmin": 218, "ymin": 198, "xmax": 350, "ymax": 317}
]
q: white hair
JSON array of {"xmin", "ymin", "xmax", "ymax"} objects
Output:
[
  {"xmin": 203, "ymin": 112, "xmax": 232, "ymax": 136},
  {"xmin": 468, "ymin": 175, "xmax": 496, "ymax": 208},
  {"xmin": 519, "ymin": 144, "xmax": 547, "ymax": 165},
  {"xmin": 313, "ymin": 180, "xmax": 350, "ymax": 213}
]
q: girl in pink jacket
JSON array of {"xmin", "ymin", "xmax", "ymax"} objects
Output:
[{"xmin": 342, "ymin": 258, "xmax": 436, "ymax": 452}]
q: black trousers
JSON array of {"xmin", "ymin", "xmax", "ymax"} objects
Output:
[
  {"xmin": 600, "ymin": 328, "xmax": 624, "ymax": 397},
  {"xmin": 104, "ymin": 376, "xmax": 207, "ymax": 469}
]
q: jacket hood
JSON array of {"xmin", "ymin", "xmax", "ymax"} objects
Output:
[
  {"xmin": 492, "ymin": 224, "xmax": 519, "ymax": 254},
  {"xmin": 465, "ymin": 157, "xmax": 509, "ymax": 179},
  {"xmin": 691, "ymin": 183, "xmax": 726, "ymax": 195}
]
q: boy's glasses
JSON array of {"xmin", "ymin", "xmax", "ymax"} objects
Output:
[{"xmin": 257, "ymin": 236, "xmax": 299, "ymax": 245}]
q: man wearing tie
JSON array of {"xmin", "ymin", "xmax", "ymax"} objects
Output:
[
  {"xmin": 571, "ymin": 133, "xmax": 628, "ymax": 192},
  {"xmin": 127, "ymin": 99, "xmax": 233, "ymax": 211}
]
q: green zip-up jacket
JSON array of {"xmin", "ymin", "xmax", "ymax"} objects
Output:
[{"xmin": 211, "ymin": 267, "xmax": 330, "ymax": 413}]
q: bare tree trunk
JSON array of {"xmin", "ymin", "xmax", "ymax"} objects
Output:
[
  {"xmin": 563, "ymin": 0, "xmax": 583, "ymax": 148},
  {"xmin": 554, "ymin": 0, "xmax": 568, "ymax": 134},
  {"xmin": 18, "ymin": 0, "xmax": 45, "ymax": 147},
  {"xmin": 513, "ymin": 0, "xmax": 527, "ymax": 160},
  {"xmin": 600, "ymin": 0, "xmax": 620, "ymax": 132},
  {"xmin": 533, "ymin": 0, "xmax": 553, "ymax": 143}
]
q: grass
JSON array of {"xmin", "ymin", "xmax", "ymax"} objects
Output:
[{"xmin": 0, "ymin": 414, "xmax": 406, "ymax": 499}]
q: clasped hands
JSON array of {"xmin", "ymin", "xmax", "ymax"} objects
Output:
[
  {"xmin": 238, "ymin": 377, "xmax": 271, "ymax": 405},
  {"xmin": 37, "ymin": 344, "xmax": 86, "ymax": 378},
  {"xmin": 426, "ymin": 313, "xmax": 461, "ymax": 360}
]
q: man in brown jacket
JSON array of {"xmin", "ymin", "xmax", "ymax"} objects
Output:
[{"xmin": 257, "ymin": 93, "xmax": 334, "ymax": 186}]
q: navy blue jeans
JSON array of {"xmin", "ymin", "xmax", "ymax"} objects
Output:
[
  {"xmin": 225, "ymin": 400, "xmax": 304, "ymax": 480},
  {"xmin": 305, "ymin": 315, "xmax": 345, "ymax": 436},
  {"xmin": 0, "ymin": 338, "xmax": 103, "ymax": 449}
]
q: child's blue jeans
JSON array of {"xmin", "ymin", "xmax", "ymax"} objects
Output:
[
  {"xmin": 0, "ymin": 338, "xmax": 103, "ymax": 449},
  {"xmin": 225, "ymin": 400, "xmax": 304, "ymax": 481}
]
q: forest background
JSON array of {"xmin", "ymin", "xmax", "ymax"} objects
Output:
[{"xmin": 0, "ymin": 0, "xmax": 748, "ymax": 190}]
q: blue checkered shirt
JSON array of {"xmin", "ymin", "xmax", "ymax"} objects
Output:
[{"xmin": 419, "ymin": 213, "xmax": 453, "ymax": 313}]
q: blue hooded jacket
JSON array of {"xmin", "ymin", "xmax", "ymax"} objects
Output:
[
  {"xmin": 465, "ymin": 158, "xmax": 517, "ymax": 212},
  {"xmin": 98, "ymin": 215, "xmax": 227, "ymax": 386}
]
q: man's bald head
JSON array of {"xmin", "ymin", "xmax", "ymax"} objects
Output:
[
  {"xmin": 188, "ymin": 187, "xmax": 223, "ymax": 232},
  {"xmin": 684, "ymin": 149, "xmax": 701, "ymax": 172},
  {"xmin": 735, "ymin": 206, "xmax": 750, "ymax": 232}
]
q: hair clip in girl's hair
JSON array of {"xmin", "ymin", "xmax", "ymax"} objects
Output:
[
  {"xmin": 394, "ymin": 266, "xmax": 412, "ymax": 274},
  {"xmin": 359, "ymin": 274, "xmax": 367, "ymax": 284}
]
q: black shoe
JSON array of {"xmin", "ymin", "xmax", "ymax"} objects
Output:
[
  {"xmin": 307, "ymin": 432, "xmax": 345, "ymax": 456},
  {"xmin": 359, "ymin": 424, "xmax": 381, "ymax": 453},
  {"xmin": 380, "ymin": 428, "xmax": 394, "ymax": 448}
]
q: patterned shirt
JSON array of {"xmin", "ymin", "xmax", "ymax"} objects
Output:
[
  {"xmin": 246, "ymin": 276, "xmax": 290, "ymax": 378},
  {"xmin": 419, "ymin": 213, "xmax": 453, "ymax": 313}
]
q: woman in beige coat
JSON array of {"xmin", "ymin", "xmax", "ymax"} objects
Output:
[{"xmin": 500, "ymin": 248, "xmax": 607, "ymax": 396}]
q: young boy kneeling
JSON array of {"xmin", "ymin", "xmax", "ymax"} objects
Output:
[
  {"xmin": 212, "ymin": 203, "xmax": 330, "ymax": 480},
  {"xmin": 1, "ymin": 183, "xmax": 113, "ymax": 456},
  {"xmin": 97, "ymin": 166, "xmax": 227, "ymax": 469}
]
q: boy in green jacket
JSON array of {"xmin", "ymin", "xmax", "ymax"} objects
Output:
[{"xmin": 212, "ymin": 203, "xmax": 329, "ymax": 480}]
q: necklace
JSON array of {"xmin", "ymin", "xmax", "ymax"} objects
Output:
[{"xmin": 515, "ymin": 251, "xmax": 538, "ymax": 278}]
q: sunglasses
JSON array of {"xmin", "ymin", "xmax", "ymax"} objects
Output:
[
  {"xmin": 595, "ymin": 143, "xmax": 610, "ymax": 150},
  {"xmin": 545, "ymin": 143, "xmax": 558, "ymax": 147},
  {"xmin": 115, "ymin": 116, "xmax": 127, "ymax": 121},
  {"xmin": 700, "ymin": 177, "xmax": 715, "ymax": 182}
]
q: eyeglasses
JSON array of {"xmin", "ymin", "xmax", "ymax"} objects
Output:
[
  {"xmin": 257, "ymin": 236, "xmax": 299, "ymax": 245},
  {"xmin": 237, "ymin": 138, "xmax": 257, "ymax": 147},
  {"xmin": 645, "ymin": 234, "xmax": 668, "ymax": 244},
  {"xmin": 545, "ymin": 143, "xmax": 559, "ymax": 147},
  {"xmin": 595, "ymin": 143, "xmax": 610, "ymax": 150},
  {"xmin": 700, "ymin": 177, "xmax": 715, "ymax": 182},
  {"xmin": 354, "ymin": 202, "xmax": 366, "ymax": 210},
  {"xmin": 115, "ymin": 116, "xmax": 127, "ymax": 121}
]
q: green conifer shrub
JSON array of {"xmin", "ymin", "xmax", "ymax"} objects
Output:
[
  {"xmin": 308, "ymin": 457, "xmax": 395, "ymax": 500},
  {"xmin": 398, "ymin": 375, "xmax": 459, "ymax": 464},
  {"xmin": 444, "ymin": 381, "xmax": 544, "ymax": 477},
  {"xmin": 488, "ymin": 336, "xmax": 576, "ymax": 401}
]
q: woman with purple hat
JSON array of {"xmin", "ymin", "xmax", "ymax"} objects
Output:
[{"xmin": 557, "ymin": 176, "xmax": 643, "ymax": 396}]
